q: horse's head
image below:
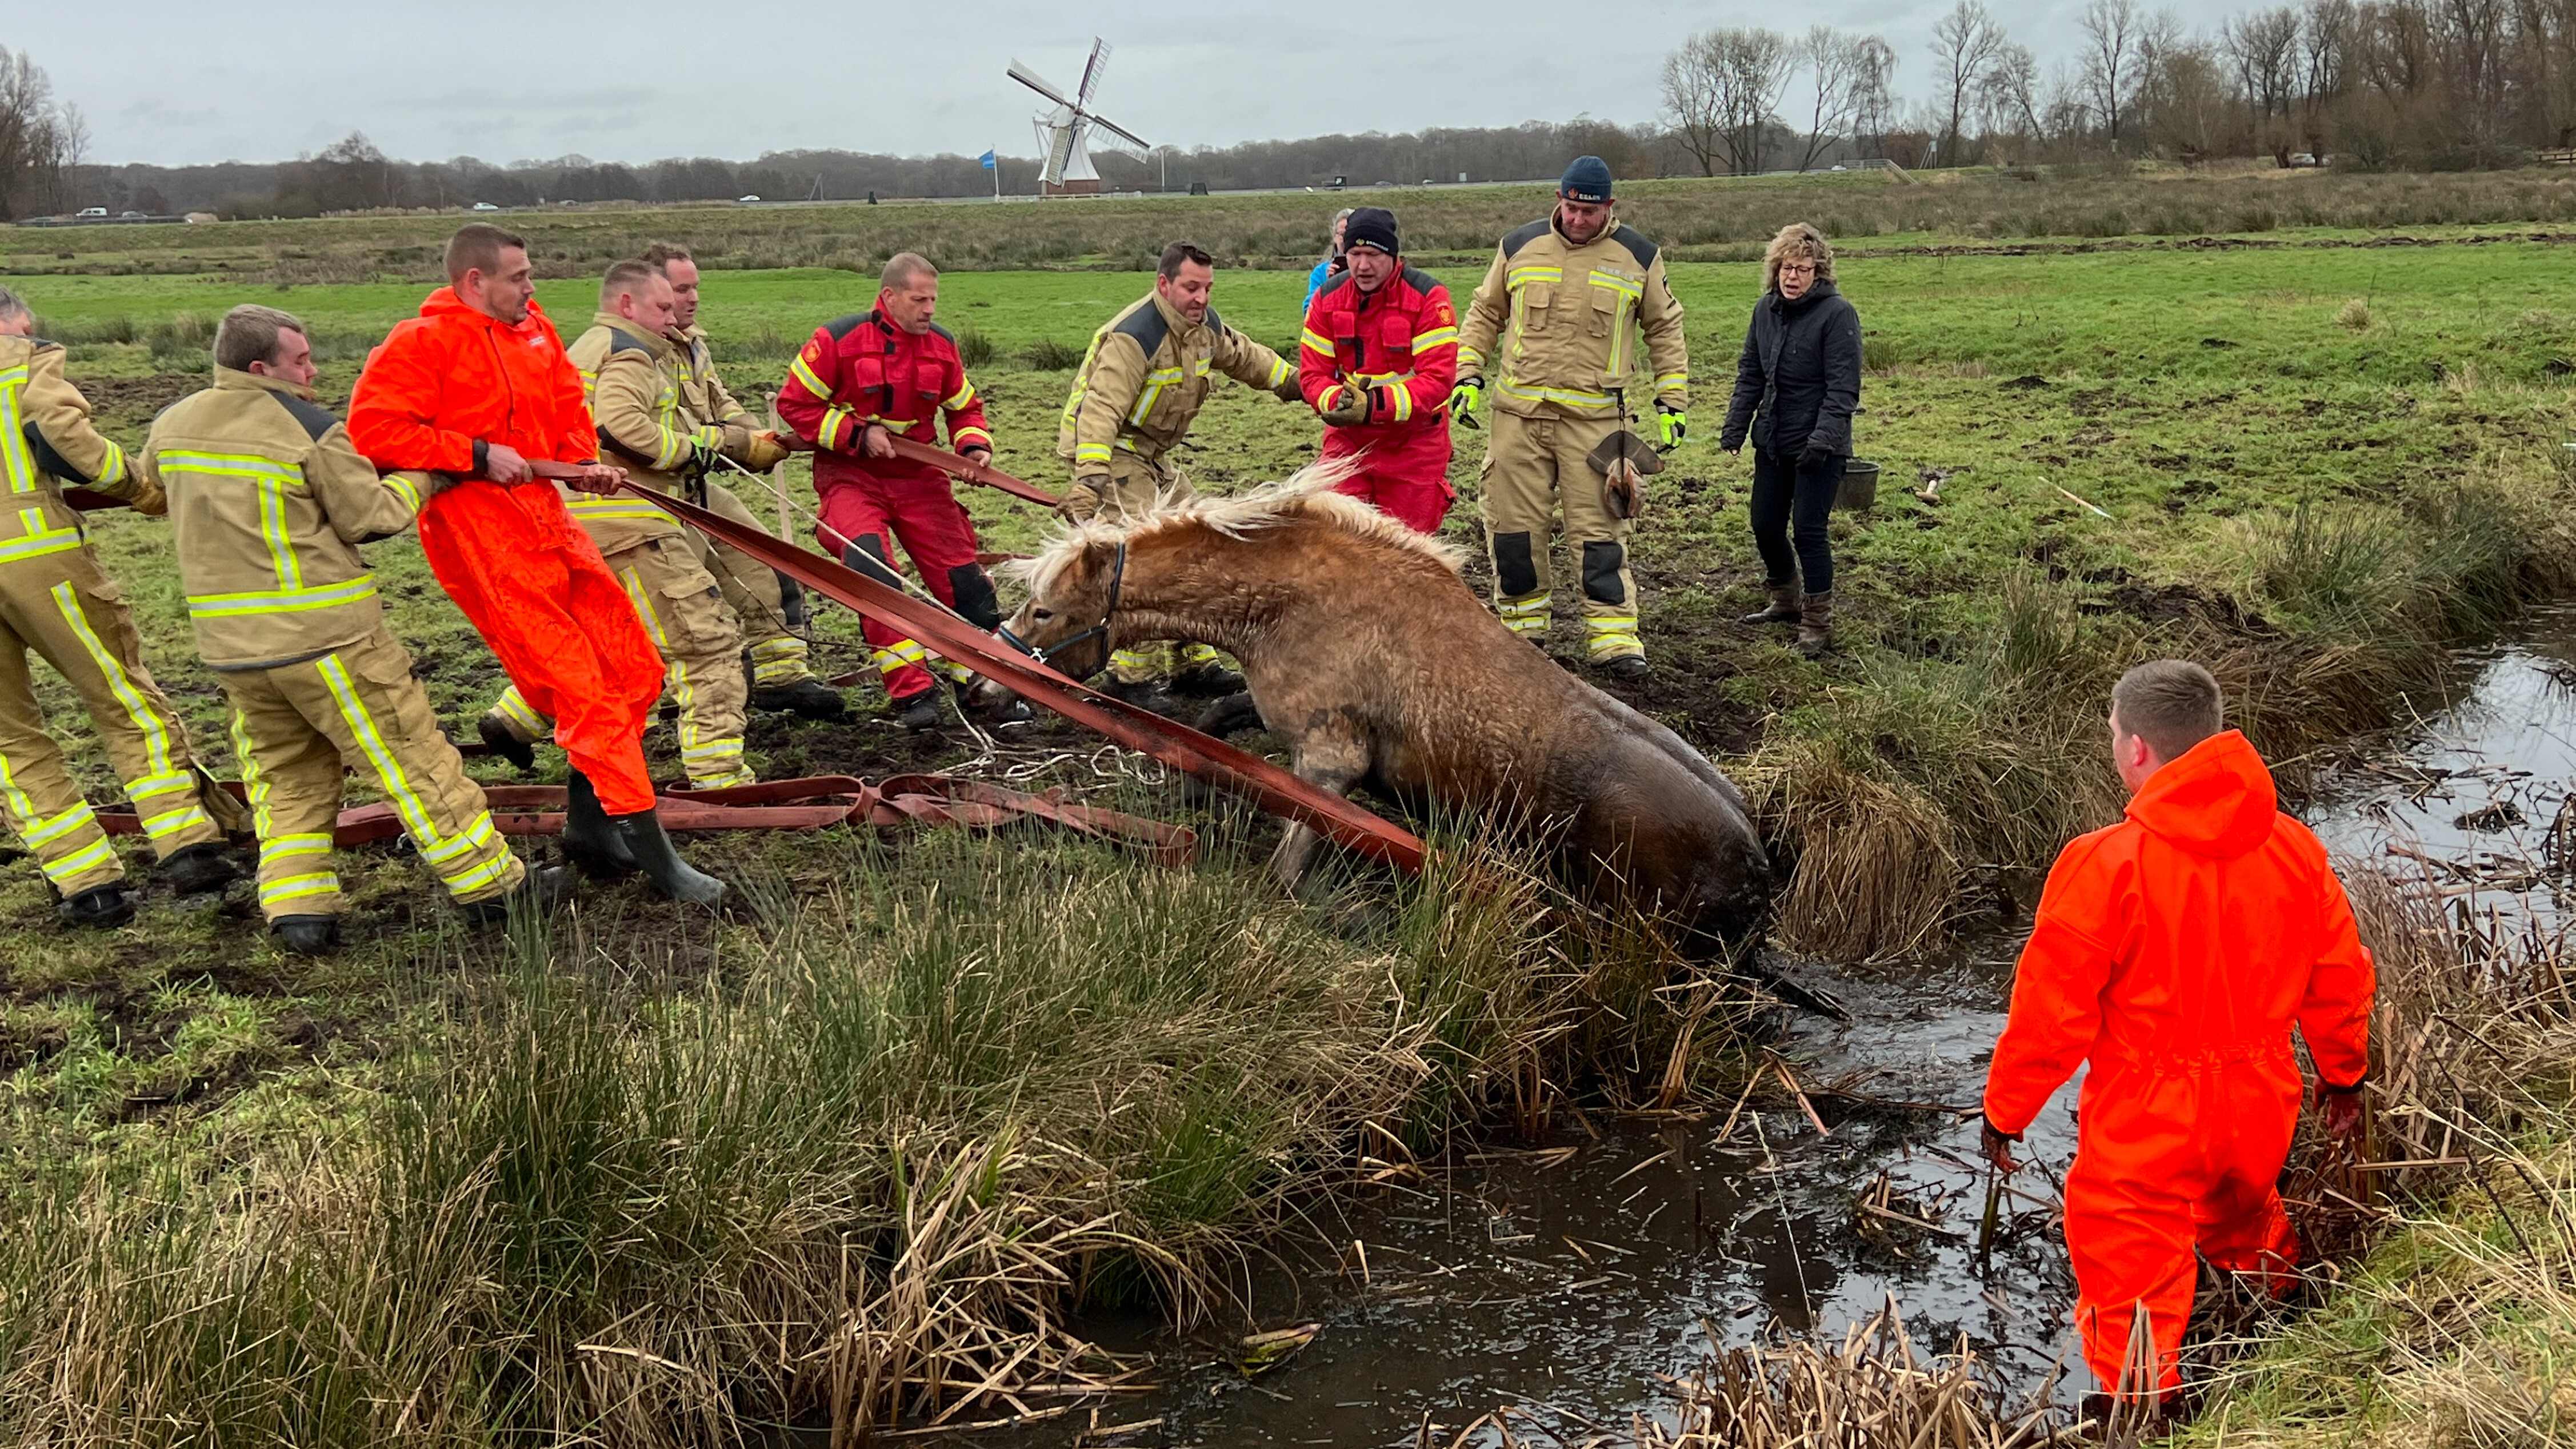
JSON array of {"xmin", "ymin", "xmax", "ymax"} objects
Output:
[{"xmin": 991, "ymin": 534, "xmax": 1129, "ymax": 685}]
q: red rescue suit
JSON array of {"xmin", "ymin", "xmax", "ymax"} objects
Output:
[
  {"xmin": 776, "ymin": 312, "xmax": 997, "ymax": 701},
  {"xmin": 1982, "ymin": 730, "xmax": 2374, "ymax": 1399},
  {"xmin": 348, "ymin": 290, "xmax": 666, "ymax": 813},
  {"xmin": 1299, "ymin": 265, "xmax": 1460, "ymax": 533}
]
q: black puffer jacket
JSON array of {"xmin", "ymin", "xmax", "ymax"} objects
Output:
[{"xmin": 1718, "ymin": 281, "xmax": 1862, "ymax": 459}]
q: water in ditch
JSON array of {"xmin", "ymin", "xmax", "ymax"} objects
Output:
[{"xmin": 943, "ymin": 607, "xmax": 2576, "ymax": 1448}]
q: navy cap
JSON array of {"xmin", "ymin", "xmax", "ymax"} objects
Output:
[
  {"xmin": 1559, "ymin": 155, "xmax": 1614, "ymax": 203},
  {"xmin": 1343, "ymin": 207, "xmax": 1399, "ymax": 256}
]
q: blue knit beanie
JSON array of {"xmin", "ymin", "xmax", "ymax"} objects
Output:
[{"xmin": 1558, "ymin": 155, "xmax": 1614, "ymax": 203}]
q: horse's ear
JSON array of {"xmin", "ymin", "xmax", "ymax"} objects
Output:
[{"xmin": 1078, "ymin": 537, "xmax": 1121, "ymax": 586}]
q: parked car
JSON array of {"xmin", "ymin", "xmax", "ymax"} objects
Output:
[
  {"xmin": 737, "ymin": 194, "xmax": 761, "ymax": 203},
  {"xmin": 470, "ymin": 201, "xmax": 500, "ymax": 211},
  {"xmin": 77, "ymin": 206, "xmax": 106, "ymax": 218}
]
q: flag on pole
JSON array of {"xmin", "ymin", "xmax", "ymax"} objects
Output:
[{"xmin": 978, "ymin": 149, "xmax": 997, "ymax": 170}]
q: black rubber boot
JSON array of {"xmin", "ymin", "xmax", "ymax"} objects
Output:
[
  {"xmin": 752, "ymin": 677, "xmax": 847, "ymax": 719},
  {"xmin": 561, "ymin": 769, "xmax": 635, "ymax": 874},
  {"xmin": 1102, "ymin": 677, "xmax": 1184, "ymax": 718},
  {"xmin": 892, "ymin": 691, "xmax": 942, "ymax": 732},
  {"xmin": 478, "ymin": 713, "xmax": 538, "ymax": 772},
  {"xmin": 1739, "ymin": 582, "xmax": 1801, "ymax": 626},
  {"xmin": 271, "ymin": 914, "xmax": 340, "ymax": 956},
  {"xmin": 461, "ymin": 865, "xmax": 572, "ymax": 929},
  {"xmin": 1171, "ymin": 661, "xmax": 1246, "ymax": 697},
  {"xmin": 161, "ymin": 840, "xmax": 242, "ymax": 895},
  {"xmin": 610, "ymin": 811, "xmax": 726, "ymax": 906},
  {"xmin": 58, "ymin": 882, "xmax": 137, "ymax": 928},
  {"xmin": 1599, "ymin": 655, "xmax": 1649, "ymax": 684}
]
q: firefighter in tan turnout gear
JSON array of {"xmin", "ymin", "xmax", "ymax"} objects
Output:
[
  {"xmin": 479, "ymin": 260, "xmax": 799, "ymax": 789},
  {"xmin": 138, "ymin": 305, "xmax": 549, "ymax": 955},
  {"xmin": 641, "ymin": 242, "xmax": 843, "ymax": 720},
  {"xmin": 0, "ymin": 284, "xmax": 243, "ymax": 927},
  {"xmin": 1058, "ymin": 239, "xmax": 1303, "ymax": 704},
  {"xmin": 1454, "ymin": 156, "xmax": 1688, "ymax": 682}
]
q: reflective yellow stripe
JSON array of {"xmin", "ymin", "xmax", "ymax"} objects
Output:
[
  {"xmin": 942, "ymin": 381, "xmax": 977, "ymax": 410},
  {"xmin": 186, "ymin": 576, "xmax": 378, "ymax": 618},
  {"xmin": 0, "ymin": 366, "xmax": 33, "ymax": 494},
  {"xmin": 128, "ymin": 770, "xmax": 195, "ymax": 801},
  {"xmin": 258, "ymin": 872, "xmax": 339, "ymax": 905},
  {"xmin": 1495, "ymin": 378, "xmax": 1615, "ymax": 410},
  {"xmin": 1073, "ymin": 442, "xmax": 1113, "ymax": 466},
  {"xmin": 1654, "ymin": 373, "xmax": 1689, "ymax": 392},
  {"xmin": 1301, "ymin": 328, "xmax": 1337, "ymax": 356},
  {"xmin": 563, "ymin": 498, "xmax": 679, "ymax": 522},
  {"xmin": 315, "ymin": 653, "xmax": 479, "ymax": 880},
  {"xmin": 789, "ymin": 354, "xmax": 831, "ymax": 400},
  {"xmin": 91, "ymin": 440, "xmax": 129, "ymax": 488},
  {"xmin": 18, "ymin": 801, "xmax": 91, "ymax": 848},
  {"xmin": 1497, "ymin": 596, "xmax": 1550, "ymax": 635},
  {"xmin": 951, "ymin": 426, "xmax": 994, "ymax": 451},
  {"xmin": 0, "ymin": 509, "xmax": 84, "ymax": 565},
  {"xmin": 1266, "ymin": 357, "xmax": 1291, "ymax": 387},
  {"xmin": 259, "ymin": 832, "xmax": 334, "ymax": 864},
  {"xmin": 1410, "ymin": 326, "xmax": 1458, "ymax": 351},
  {"xmin": 1388, "ymin": 386, "xmax": 1413, "ymax": 423},
  {"xmin": 1506, "ymin": 265, "xmax": 1561, "ymax": 290},
  {"xmin": 53, "ymin": 582, "xmax": 178, "ymax": 786},
  {"xmin": 139, "ymin": 804, "xmax": 210, "ymax": 841},
  {"xmin": 161, "ymin": 452, "xmax": 307, "ymax": 591},
  {"xmin": 382, "ymin": 473, "xmax": 422, "ymax": 512},
  {"xmin": 229, "ymin": 708, "xmax": 275, "ymax": 845},
  {"xmin": 493, "ymin": 687, "xmax": 549, "ymax": 737},
  {"xmin": 1588, "ymin": 270, "xmax": 1642, "ymax": 300},
  {"xmin": 41, "ymin": 836, "xmax": 117, "ymax": 886}
]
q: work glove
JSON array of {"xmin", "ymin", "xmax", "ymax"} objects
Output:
[
  {"xmin": 1449, "ymin": 376, "xmax": 1485, "ymax": 428},
  {"xmin": 1797, "ymin": 441, "xmax": 1837, "ymax": 473},
  {"xmin": 125, "ymin": 478, "xmax": 169, "ymax": 517},
  {"xmin": 1063, "ymin": 474, "xmax": 1109, "ymax": 523},
  {"xmin": 1654, "ymin": 402, "xmax": 1686, "ymax": 450},
  {"xmin": 1319, "ymin": 384, "xmax": 1371, "ymax": 428},
  {"xmin": 1272, "ymin": 377, "xmax": 1303, "ymax": 405},
  {"xmin": 742, "ymin": 429, "xmax": 797, "ymax": 472}
]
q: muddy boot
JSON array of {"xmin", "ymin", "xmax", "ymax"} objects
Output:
[
  {"xmin": 58, "ymin": 882, "xmax": 137, "ymax": 929},
  {"xmin": 160, "ymin": 840, "xmax": 242, "ymax": 895},
  {"xmin": 1796, "ymin": 591, "xmax": 1834, "ymax": 659},
  {"xmin": 1739, "ymin": 581, "xmax": 1801, "ymax": 626},
  {"xmin": 891, "ymin": 689, "xmax": 943, "ymax": 733},
  {"xmin": 611, "ymin": 811, "xmax": 726, "ymax": 907},
  {"xmin": 271, "ymin": 914, "xmax": 340, "ymax": 956},
  {"xmin": 560, "ymin": 769, "xmax": 635, "ymax": 875},
  {"xmin": 1171, "ymin": 661, "xmax": 1245, "ymax": 697},
  {"xmin": 1103, "ymin": 676, "xmax": 1185, "ymax": 718},
  {"xmin": 1599, "ymin": 654, "xmax": 1649, "ymax": 684},
  {"xmin": 461, "ymin": 865, "xmax": 573, "ymax": 929},
  {"xmin": 752, "ymin": 677, "xmax": 847, "ymax": 720},
  {"xmin": 478, "ymin": 713, "xmax": 537, "ymax": 772}
]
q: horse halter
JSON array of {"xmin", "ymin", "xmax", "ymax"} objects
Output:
[{"xmin": 999, "ymin": 542, "xmax": 1126, "ymax": 680}]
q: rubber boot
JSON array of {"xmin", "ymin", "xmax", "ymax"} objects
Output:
[
  {"xmin": 1739, "ymin": 582, "xmax": 1801, "ymax": 626},
  {"xmin": 1797, "ymin": 590, "xmax": 1834, "ymax": 658},
  {"xmin": 161, "ymin": 840, "xmax": 242, "ymax": 895},
  {"xmin": 58, "ymin": 882, "xmax": 137, "ymax": 928},
  {"xmin": 1599, "ymin": 654, "xmax": 1649, "ymax": 684},
  {"xmin": 561, "ymin": 769, "xmax": 635, "ymax": 874},
  {"xmin": 751, "ymin": 677, "xmax": 847, "ymax": 719},
  {"xmin": 271, "ymin": 914, "xmax": 339, "ymax": 956},
  {"xmin": 461, "ymin": 865, "xmax": 573, "ymax": 929},
  {"xmin": 1171, "ymin": 661, "xmax": 1245, "ymax": 697},
  {"xmin": 611, "ymin": 810, "xmax": 727, "ymax": 906},
  {"xmin": 478, "ymin": 713, "xmax": 537, "ymax": 771},
  {"xmin": 892, "ymin": 689, "xmax": 942, "ymax": 732}
]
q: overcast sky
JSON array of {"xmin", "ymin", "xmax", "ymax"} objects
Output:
[{"xmin": 23, "ymin": 0, "xmax": 2251, "ymax": 169}]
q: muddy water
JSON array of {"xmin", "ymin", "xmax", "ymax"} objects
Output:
[{"xmin": 958, "ymin": 609, "xmax": 2576, "ymax": 1448}]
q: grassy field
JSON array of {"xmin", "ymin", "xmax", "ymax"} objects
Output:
[{"xmin": 4, "ymin": 178, "xmax": 2575, "ymax": 1442}]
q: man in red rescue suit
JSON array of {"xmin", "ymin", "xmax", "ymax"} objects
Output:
[
  {"xmin": 1981, "ymin": 660, "xmax": 2373, "ymax": 1410},
  {"xmin": 347, "ymin": 223, "xmax": 724, "ymax": 906},
  {"xmin": 775, "ymin": 252, "xmax": 1025, "ymax": 733},
  {"xmin": 1298, "ymin": 206, "xmax": 1459, "ymax": 533}
]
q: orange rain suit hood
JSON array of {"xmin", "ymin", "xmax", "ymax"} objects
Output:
[
  {"xmin": 1982, "ymin": 729, "xmax": 2373, "ymax": 1399},
  {"xmin": 348, "ymin": 289, "xmax": 667, "ymax": 813}
]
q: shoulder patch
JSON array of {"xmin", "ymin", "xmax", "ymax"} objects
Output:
[
  {"xmin": 1203, "ymin": 305, "xmax": 1227, "ymax": 337},
  {"xmin": 1111, "ymin": 301, "xmax": 1170, "ymax": 358},
  {"xmin": 268, "ymin": 390, "xmax": 341, "ymax": 442},
  {"xmin": 27, "ymin": 338, "xmax": 61, "ymax": 353},
  {"xmin": 823, "ymin": 311, "xmax": 877, "ymax": 341},
  {"xmin": 1609, "ymin": 225, "xmax": 1659, "ymax": 269},
  {"xmin": 1401, "ymin": 266, "xmax": 1443, "ymax": 297},
  {"xmin": 1501, "ymin": 219, "xmax": 1552, "ymax": 258},
  {"xmin": 927, "ymin": 321, "xmax": 956, "ymax": 344},
  {"xmin": 607, "ymin": 331, "xmax": 653, "ymax": 356}
]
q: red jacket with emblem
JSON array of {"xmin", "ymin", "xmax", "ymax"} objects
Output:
[
  {"xmin": 777, "ymin": 311, "xmax": 992, "ymax": 492},
  {"xmin": 1298, "ymin": 267, "xmax": 1460, "ymax": 433}
]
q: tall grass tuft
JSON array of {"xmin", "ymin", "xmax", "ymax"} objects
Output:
[{"xmin": 1019, "ymin": 337, "xmax": 1082, "ymax": 370}]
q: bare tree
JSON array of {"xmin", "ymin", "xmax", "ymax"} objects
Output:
[
  {"xmin": 1930, "ymin": 1, "xmax": 2011, "ymax": 163},
  {"xmin": 1979, "ymin": 42, "xmax": 2046, "ymax": 151},
  {"xmin": 0, "ymin": 47, "xmax": 74, "ymax": 220},
  {"xmin": 1673, "ymin": 27, "xmax": 1793, "ymax": 175},
  {"xmin": 2081, "ymin": 0, "xmax": 2147, "ymax": 149},
  {"xmin": 1791, "ymin": 28, "xmax": 1888, "ymax": 170},
  {"xmin": 1851, "ymin": 36, "xmax": 1901, "ymax": 157},
  {"xmin": 1662, "ymin": 35, "xmax": 1729, "ymax": 175}
]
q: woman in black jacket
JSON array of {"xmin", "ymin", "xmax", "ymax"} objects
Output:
[{"xmin": 1719, "ymin": 223, "xmax": 1862, "ymax": 658}]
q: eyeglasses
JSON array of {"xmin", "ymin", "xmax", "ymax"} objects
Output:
[{"xmin": 1777, "ymin": 262, "xmax": 1817, "ymax": 277}]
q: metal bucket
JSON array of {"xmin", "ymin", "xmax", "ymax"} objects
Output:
[{"xmin": 1836, "ymin": 458, "xmax": 1881, "ymax": 512}]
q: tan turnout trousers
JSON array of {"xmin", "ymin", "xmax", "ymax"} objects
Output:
[
  {"xmin": 491, "ymin": 533, "xmax": 748, "ymax": 788},
  {"xmin": 1478, "ymin": 409, "xmax": 1642, "ymax": 662},
  {"xmin": 221, "ymin": 624, "xmax": 521, "ymax": 920},
  {"xmin": 690, "ymin": 478, "xmax": 811, "ymax": 688},
  {"xmin": 1077, "ymin": 453, "xmax": 1226, "ymax": 686},
  {"xmin": 0, "ymin": 546, "xmax": 233, "ymax": 896}
]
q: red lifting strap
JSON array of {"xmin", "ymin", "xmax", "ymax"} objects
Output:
[
  {"xmin": 880, "ymin": 434, "xmax": 1063, "ymax": 509},
  {"xmin": 619, "ymin": 477, "xmax": 1426, "ymax": 874}
]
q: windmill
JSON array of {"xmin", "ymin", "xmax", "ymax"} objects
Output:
[{"xmin": 1008, "ymin": 39, "xmax": 1150, "ymax": 196}]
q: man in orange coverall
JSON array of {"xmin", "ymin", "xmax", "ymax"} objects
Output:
[
  {"xmin": 347, "ymin": 223, "xmax": 722, "ymax": 905},
  {"xmin": 1981, "ymin": 659, "xmax": 2372, "ymax": 1410}
]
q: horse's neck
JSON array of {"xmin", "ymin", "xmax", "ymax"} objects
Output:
[{"xmin": 1120, "ymin": 528, "xmax": 1315, "ymax": 657}]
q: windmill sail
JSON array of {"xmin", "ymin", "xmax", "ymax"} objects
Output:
[{"xmin": 1008, "ymin": 37, "xmax": 1148, "ymax": 194}]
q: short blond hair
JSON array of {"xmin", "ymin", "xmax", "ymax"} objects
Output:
[
  {"xmin": 214, "ymin": 304, "xmax": 305, "ymax": 371},
  {"xmin": 2111, "ymin": 660, "xmax": 2224, "ymax": 761},
  {"xmin": 881, "ymin": 252, "xmax": 937, "ymax": 292},
  {"xmin": 1762, "ymin": 222, "xmax": 1834, "ymax": 294}
]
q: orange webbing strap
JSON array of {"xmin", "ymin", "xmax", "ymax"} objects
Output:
[
  {"xmin": 879, "ymin": 434, "xmax": 1063, "ymax": 509},
  {"xmin": 620, "ymin": 478, "xmax": 1427, "ymax": 874}
]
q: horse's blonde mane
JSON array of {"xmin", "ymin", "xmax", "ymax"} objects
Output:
[{"xmin": 1011, "ymin": 464, "xmax": 1469, "ymax": 595}]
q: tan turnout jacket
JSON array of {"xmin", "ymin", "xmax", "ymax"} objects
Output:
[
  {"xmin": 566, "ymin": 312, "xmax": 755, "ymax": 554},
  {"xmin": 674, "ymin": 323, "xmax": 757, "ymax": 430},
  {"xmin": 138, "ymin": 368, "xmax": 423, "ymax": 670},
  {"xmin": 1057, "ymin": 290, "xmax": 1294, "ymax": 473},
  {"xmin": 1458, "ymin": 215, "xmax": 1689, "ymax": 420},
  {"xmin": 0, "ymin": 334, "xmax": 155, "ymax": 571}
]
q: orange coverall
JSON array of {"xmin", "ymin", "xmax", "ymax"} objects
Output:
[
  {"xmin": 1982, "ymin": 729, "xmax": 2373, "ymax": 1398},
  {"xmin": 347, "ymin": 289, "xmax": 667, "ymax": 813}
]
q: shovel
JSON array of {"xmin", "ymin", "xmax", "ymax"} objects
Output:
[{"xmin": 1586, "ymin": 428, "xmax": 1664, "ymax": 522}]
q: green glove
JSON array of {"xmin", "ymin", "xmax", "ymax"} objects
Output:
[
  {"xmin": 1654, "ymin": 403, "xmax": 1686, "ymax": 450},
  {"xmin": 1449, "ymin": 377, "xmax": 1485, "ymax": 428}
]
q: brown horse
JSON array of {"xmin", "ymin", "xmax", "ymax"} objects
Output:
[{"xmin": 981, "ymin": 474, "xmax": 1774, "ymax": 949}]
